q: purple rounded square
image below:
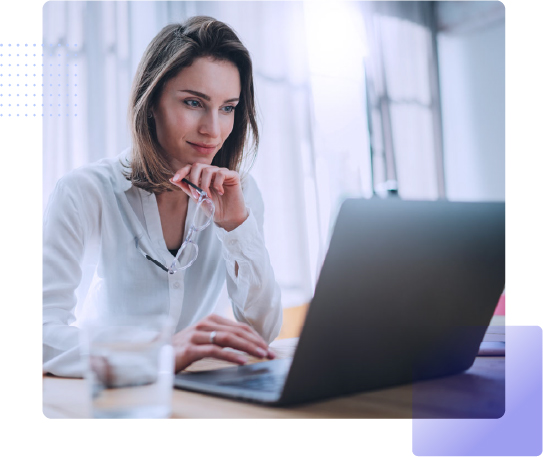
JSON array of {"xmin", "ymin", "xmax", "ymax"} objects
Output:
[{"xmin": 413, "ymin": 326, "xmax": 542, "ymax": 456}]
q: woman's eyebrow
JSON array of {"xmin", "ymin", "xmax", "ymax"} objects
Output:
[{"xmin": 179, "ymin": 89, "xmax": 239, "ymax": 103}]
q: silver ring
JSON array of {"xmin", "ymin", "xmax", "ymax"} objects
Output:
[{"xmin": 209, "ymin": 330, "xmax": 217, "ymax": 345}]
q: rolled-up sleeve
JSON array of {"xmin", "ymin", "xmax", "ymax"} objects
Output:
[
  {"xmin": 215, "ymin": 176, "xmax": 282, "ymax": 343},
  {"xmin": 43, "ymin": 177, "xmax": 87, "ymax": 377}
]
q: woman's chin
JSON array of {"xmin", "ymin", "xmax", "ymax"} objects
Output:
[
  {"xmin": 188, "ymin": 156, "xmax": 215, "ymax": 166},
  {"xmin": 165, "ymin": 150, "xmax": 215, "ymax": 169}
]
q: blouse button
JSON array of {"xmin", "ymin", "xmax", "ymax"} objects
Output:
[{"xmin": 173, "ymin": 282, "xmax": 180, "ymax": 289}]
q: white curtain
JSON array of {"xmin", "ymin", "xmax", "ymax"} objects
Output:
[{"xmin": 42, "ymin": 1, "xmax": 375, "ymax": 309}]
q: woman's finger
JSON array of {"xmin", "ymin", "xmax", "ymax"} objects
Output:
[
  {"xmin": 171, "ymin": 164, "xmax": 192, "ymax": 183},
  {"xmin": 191, "ymin": 329, "xmax": 270, "ymax": 359},
  {"xmin": 198, "ymin": 317, "xmax": 274, "ymax": 357},
  {"xmin": 170, "ymin": 165, "xmax": 193, "ymax": 197},
  {"xmin": 170, "ymin": 178, "xmax": 192, "ymax": 197},
  {"xmin": 212, "ymin": 169, "xmax": 226, "ymax": 195},
  {"xmin": 188, "ymin": 162, "xmax": 207, "ymax": 189},
  {"xmin": 207, "ymin": 314, "xmax": 266, "ymax": 340},
  {"xmin": 199, "ymin": 166, "xmax": 219, "ymax": 196},
  {"xmin": 196, "ymin": 323, "xmax": 267, "ymax": 350},
  {"xmin": 188, "ymin": 344, "xmax": 249, "ymax": 365}
]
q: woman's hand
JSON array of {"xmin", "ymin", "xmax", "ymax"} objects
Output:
[
  {"xmin": 172, "ymin": 314, "xmax": 276, "ymax": 373},
  {"xmin": 170, "ymin": 163, "xmax": 248, "ymax": 232}
]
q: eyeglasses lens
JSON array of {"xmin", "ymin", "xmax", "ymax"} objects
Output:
[
  {"xmin": 169, "ymin": 241, "xmax": 198, "ymax": 274},
  {"xmin": 168, "ymin": 196, "xmax": 214, "ymax": 274},
  {"xmin": 192, "ymin": 198, "xmax": 214, "ymax": 230}
]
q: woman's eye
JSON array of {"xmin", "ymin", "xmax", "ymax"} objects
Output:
[
  {"xmin": 184, "ymin": 100, "xmax": 201, "ymax": 108},
  {"xmin": 222, "ymin": 106, "xmax": 236, "ymax": 113}
]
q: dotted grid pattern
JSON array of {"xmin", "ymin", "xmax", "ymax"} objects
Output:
[{"xmin": 0, "ymin": 43, "xmax": 79, "ymax": 118}]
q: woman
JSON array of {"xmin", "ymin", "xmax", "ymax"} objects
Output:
[{"xmin": 43, "ymin": 17, "xmax": 282, "ymax": 377}]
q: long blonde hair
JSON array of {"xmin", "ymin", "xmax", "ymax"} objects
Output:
[{"xmin": 124, "ymin": 16, "xmax": 259, "ymax": 193}]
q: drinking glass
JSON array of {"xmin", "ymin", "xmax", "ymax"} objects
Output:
[{"xmin": 80, "ymin": 315, "xmax": 174, "ymax": 418}]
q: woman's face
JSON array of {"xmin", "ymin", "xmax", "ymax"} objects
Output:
[{"xmin": 152, "ymin": 56, "xmax": 241, "ymax": 170}]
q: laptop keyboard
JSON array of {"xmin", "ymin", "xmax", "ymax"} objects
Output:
[{"xmin": 220, "ymin": 374, "xmax": 286, "ymax": 392}]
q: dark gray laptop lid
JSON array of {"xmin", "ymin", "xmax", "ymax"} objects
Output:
[{"xmin": 280, "ymin": 198, "xmax": 505, "ymax": 404}]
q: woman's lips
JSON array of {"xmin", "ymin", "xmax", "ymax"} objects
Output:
[{"xmin": 187, "ymin": 141, "xmax": 217, "ymax": 154}]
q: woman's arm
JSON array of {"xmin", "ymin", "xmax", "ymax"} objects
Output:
[
  {"xmin": 170, "ymin": 166, "xmax": 282, "ymax": 343},
  {"xmin": 216, "ymin": 175, "xmax": 282, "ymax": 343},
  {"xmin": 43, "ymin": 176, "xmax": 89, "ymax": 377}
]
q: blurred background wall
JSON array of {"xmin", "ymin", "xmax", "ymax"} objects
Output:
[
  {"xmin": 42, "ymin": 1, "xmax": 505, "ymax": 312},
  {"xmin": 435, "ymin": 1, "xmax": 505, "ymax": 202}
]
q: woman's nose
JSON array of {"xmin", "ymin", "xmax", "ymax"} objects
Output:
[{"xmin": 198, "ymin": 111, "xmax": 220, "ymax": 138}]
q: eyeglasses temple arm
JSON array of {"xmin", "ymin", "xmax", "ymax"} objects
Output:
[
  {"xmin": 135, "ymin": 238, "xmax": 169, "ymax": 272},
  {"xmin": 181, "ymin": 178, "xmax": 205, "ymax": 195},
  {"xmin": 145, "ymin": 256, "xmax": 169, "ymax": 272}
]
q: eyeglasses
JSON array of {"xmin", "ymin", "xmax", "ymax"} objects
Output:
[{"xmin": 135, "ymin": 178, "xmax": 215, "ymax": 275}]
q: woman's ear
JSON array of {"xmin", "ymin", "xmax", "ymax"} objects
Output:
[
  {"xmin": 148, "ymin": 99, "xmax": 157, "ymax": 120},
  {"xmin": 148, "ymin": 105, "xmax": 158, "ymax": 123}
]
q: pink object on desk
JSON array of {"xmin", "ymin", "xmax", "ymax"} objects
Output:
[{"xmin": 494, "ymin": 293, "xmax": 505, "ymax": 315}]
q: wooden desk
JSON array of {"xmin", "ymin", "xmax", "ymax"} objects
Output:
[{"xmin": 43, "ymin": 317, "xmax": 505, "ymax": 419}]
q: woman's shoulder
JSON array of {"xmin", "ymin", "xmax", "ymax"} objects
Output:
[
  {"xmin": 55, "ymin": 150, "xmax": 131, "ymax": 197},
  {"xmin": 240, "ymin": 172, "xmax": 260, "ymax": 195},
  {"xmin": 240, "ymin": 172, "xmax": 265, "ymax": 216}
]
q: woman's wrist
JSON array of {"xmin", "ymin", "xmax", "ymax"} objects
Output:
[{"xmin": 216, "ymin": 208, "xmax": 249, "ymax": 232}]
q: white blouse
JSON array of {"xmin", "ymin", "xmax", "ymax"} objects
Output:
[{"xmin": 43, "ymin": 150, "xmax": 282, "ymax": 377}]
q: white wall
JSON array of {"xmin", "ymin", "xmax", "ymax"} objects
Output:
[{"xmin": 436, "ymin": 1, "xmax": 505, "ymax": 202}]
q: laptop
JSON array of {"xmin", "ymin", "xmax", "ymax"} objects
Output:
[{"xmin": 174, "ymin": 198, "xmax": 505, "ymax": 406}]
